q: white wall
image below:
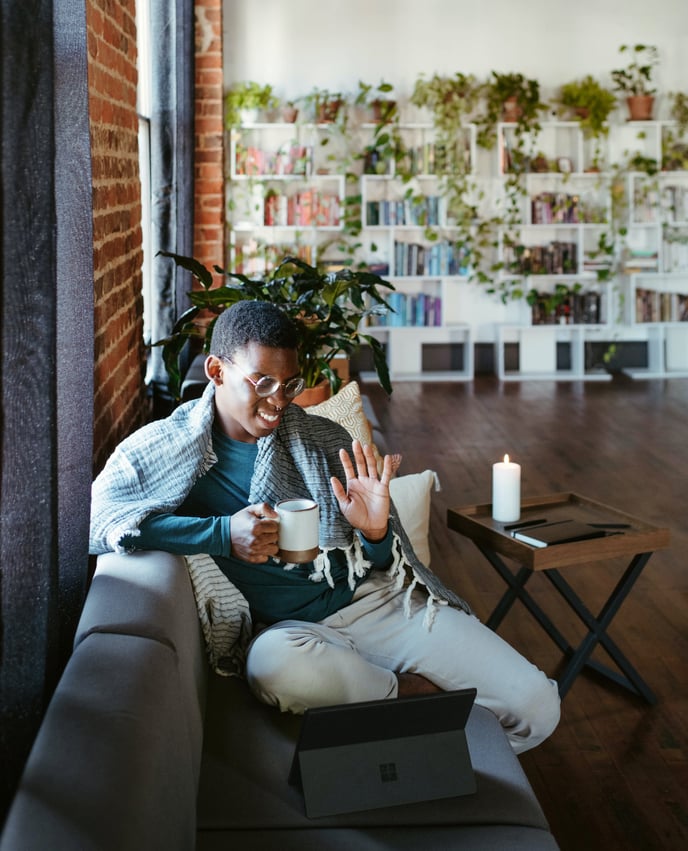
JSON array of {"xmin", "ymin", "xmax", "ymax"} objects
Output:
[
  {"xmin": 222, "ymin": 0, "xmax": 688, "ymax": 349},
  {"xmin": 223, "ymin": 0, "xmax": 688, "ymax": 110}
]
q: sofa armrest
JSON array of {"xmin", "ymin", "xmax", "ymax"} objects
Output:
[
  {"xmin": 76, "ymin": 550, "xmax": 207, "ymax": 780},
  {"xmin": 1, "ymin": 632, "xmax": 199, "ymax": 851},
  {"xmin": 2, "ymin": 551, "xmax": 209, "ymax": 851}
]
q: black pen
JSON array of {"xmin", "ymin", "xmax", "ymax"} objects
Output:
[{"xmin": 502, "ymin": 518, "xmax": 548, "ymax": 531}]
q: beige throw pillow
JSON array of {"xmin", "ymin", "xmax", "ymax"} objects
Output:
[{"xmin": 389, "ymin": 470, "xmax": 439, "ymax": 567}]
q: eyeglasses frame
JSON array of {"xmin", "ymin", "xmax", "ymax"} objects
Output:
[{"xmin": 222, "ymin": 356, "xmax": 305, "ymax": 399}]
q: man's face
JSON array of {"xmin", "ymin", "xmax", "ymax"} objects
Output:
[{"xmin": 206, "ymin": 341, "xmax": 301, "ymax": 443}]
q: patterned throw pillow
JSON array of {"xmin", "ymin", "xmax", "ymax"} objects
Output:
[{"xmin": 306, "ymin": 381, "xmax": 378, "ymax": 459}]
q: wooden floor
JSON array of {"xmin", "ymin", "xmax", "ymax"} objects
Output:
[{"xmin": 363, "ymin": 374, "xmax": 688, "ymax": 851}]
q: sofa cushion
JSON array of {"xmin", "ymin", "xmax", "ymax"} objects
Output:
[
  {"xmin": 197, "ymin": 675, "xmax": 553, "ymax": 835},
  {"xmin": 197, "ymin": 826, "xmax": 559, "ymax": 850}
]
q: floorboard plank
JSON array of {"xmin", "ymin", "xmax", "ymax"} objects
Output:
[{"xmin": 363, "ymin": 374, "xmax": 688, "ymax": 851}]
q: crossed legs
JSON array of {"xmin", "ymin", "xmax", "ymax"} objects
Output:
[{"xmin": 246, "ymin": 572, "xmax": 560, "ymax": 754}]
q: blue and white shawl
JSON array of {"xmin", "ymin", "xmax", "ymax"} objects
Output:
[{"xmin": 90, "ymin": 382, "xmax": 471, "ymax": 674}]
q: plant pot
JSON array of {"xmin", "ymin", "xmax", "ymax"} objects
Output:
[
  {"xmin": 317, "ymin": 99, "xmax": 343, "ymax": 123},
  {"xmin": 370, "ymin": 99, "xmax": 396, "ymax": 123},
  {"xmin": 626, "ymin": 95, "xmax": 654, "ymax": 121},
  {"xmin": 291, "ymin": 379, "xmax": 332, "ymax": 408},
  {"xmin": 281, "ymin": 105, "xmax": 298, "ymax": 123},
  {"xmin": 502, "ymin": 96, "xmax": 522, "ymax": 122},
  {"xmin": 238, "ymin": 107, "xmax": 260, "ymax": 125}
]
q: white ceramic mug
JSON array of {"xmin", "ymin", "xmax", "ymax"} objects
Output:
[{"xmin": 275, "ymin": 498, "xmax": 320, "ymax": 563}]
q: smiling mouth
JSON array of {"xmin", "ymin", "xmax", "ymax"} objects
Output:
[{"xmin": 258, "ymin": 409, "xmax": 281, "ymax": 426}]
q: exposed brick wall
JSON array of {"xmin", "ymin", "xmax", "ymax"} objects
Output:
[
  {"xmin": 86, "ymin": 0, "xmax": 148, "ymax": 473},
  {"xmin": 194, "ymin": 0, "xmax": 225, "ymax": 272},
  {"xmin": 86, "ymin": 1, "xmax": 223, "ymax": 472}
]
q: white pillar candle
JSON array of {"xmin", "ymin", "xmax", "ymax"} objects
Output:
[{"xmin": 492, "ymin": 454, "xmax": 521, "ymax": 523}]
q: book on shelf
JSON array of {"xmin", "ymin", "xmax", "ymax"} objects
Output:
[
  {"xmin": 234, "ymin": 144, "xmax": 313, "ymax": 177},
  {"xmin": 365, "ymin": 197, "xmax": 441, "ymax": 228},
  {"xmin": 530, "ymin": 290, "xmax": 603, "ymax": 325},
  {"xmin": 370, "ymin": 290, "xmax": 442, "ymax": 328},
  {"xmin": 663, "ymin": 184, "xmax": 688, "ymax": 223},
  {"xmin": 264, "ymin": 190, "xmax": 340, "ymax": 227},
  {"xmin": 365, "ymin": 261, "xmax": 390, "ymax": 277},
  {"xmin": 505, "ymin": 241, "xmax": 577, "ymax": 276},
  {"xmin": 624, "ymin": 250, "xmax": 659, "ymax": 274},
  {"xmin": 530, "ymin": 192, "xmax": 580, "ymax": 225},
  {"xmin": 635, "ymin": 287, "xmax": 688, "ymax": 322},
  {"xmin": 393, "ymin": 240, "xmax": 469, "ymax": 277}
]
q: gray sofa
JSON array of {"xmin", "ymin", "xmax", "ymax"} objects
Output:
[{"xmin": 1, "ymin": 547, "xmax": 559, "ymax": 850}]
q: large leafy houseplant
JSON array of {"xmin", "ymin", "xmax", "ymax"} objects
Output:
[{"xmin": 154, "ymin": 252, "xmax": 395, "ymax": 400}]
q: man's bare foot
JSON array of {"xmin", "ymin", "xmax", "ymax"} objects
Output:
[{"xmin": 397, "ymin": 672, "xmax": 443, "ymax": 697}]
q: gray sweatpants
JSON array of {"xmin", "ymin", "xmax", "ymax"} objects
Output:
[{"xmin": 246, "ymin": 571, "xmax": 560, "ymax": 754}]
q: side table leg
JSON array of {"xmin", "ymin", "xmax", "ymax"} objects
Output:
[
  {"xmin": 486, "ymin": 564, "xmax": 531, "ymax": 630},
  {"xmin": 477, "ymin": 544, "xmax": 572, "ymax": 652},
  {"xmin": 546, "ymin": 553, "xmax": 656, "ymax": 703}
]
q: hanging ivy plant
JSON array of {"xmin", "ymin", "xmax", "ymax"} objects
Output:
[{"xmin": 409, "ymin": 72, "xmax": 498, "ymax": 286}]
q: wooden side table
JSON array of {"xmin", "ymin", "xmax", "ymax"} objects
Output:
[{"xmin": 447, "ymin": 493, "xmax": 670, "ymax": 703}]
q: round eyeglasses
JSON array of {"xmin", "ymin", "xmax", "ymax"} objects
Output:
[{"xmin": 223, "ymin": 357, "xmax": 305, "ymax": 399}]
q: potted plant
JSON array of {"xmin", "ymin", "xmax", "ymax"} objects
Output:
[
  {"xmin": 410, "ymin": 72, "xmax": 482, "ymax": 138},
  {"xmin": 279, "ymin": 100, "xmax": 299, "ymax": 123},
  {"xmin": 527, "ymin": 282, "xmax": 583, "ymax": 324},
  {"xmin": 476, "ymin": 72, "xmax": 548, "ymax": 291},
  {"xmin": 355, "ymin": 79, "xmax": 397, "ymax": 124},
  {"xmin": 353, "ymin": 80, "xmax": 402, "ymax": 176},
  {"xmin": 299, "ymin": 87, "xmax": 346, "ymax": 124},
  {"xmin": 224, "ymin": 81, "xmax": 278, "ymax": 126},
  {"xmin": 476, "ymin": 72, "xmax": 548, "ymax": 149},
  {"xmin": 408, "ymin": 72, "xmax": 491, "ymax": 282},
  {"xmin": 557, "ymin": 75, "xmax": 617, "ymax": 136},
  {"xmin": 154, "ymin": 252, "xmax": 395, "ymax": 401},
  {"xmin": 611, "ymin": 44, "xmax": 659, "ymax": 121},
  {"xmin": 556, "ymin": 75, "xmax": 617, "ymax": 170}
]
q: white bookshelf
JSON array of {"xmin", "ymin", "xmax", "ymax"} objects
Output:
[
  {"xmin": 495, "ymin": 324, "xmax": 612, "ymax": 382},
  {"xmin": 225, "ymin": 118, "xmax": 688, "ymax": 382},
  {"xmin": 361, "ymin": 324, "xmax": 473, "ymax": 382}
]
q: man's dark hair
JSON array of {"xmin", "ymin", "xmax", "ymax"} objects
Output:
[{"xmin": 209, "ymin": 300, "xmax": 299, "ymax": 359}]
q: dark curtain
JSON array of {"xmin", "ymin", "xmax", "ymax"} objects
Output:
[
  {"xmin": 0, "ymin": 0, "xmax": 94, "ymax": 820},
  {"xmin": 147, "ymin": 0, "xmax": 195, "ymax": 401}
]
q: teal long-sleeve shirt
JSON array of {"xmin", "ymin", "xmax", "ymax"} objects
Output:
[{"xmin": 124, "ymin": 426, "xmax": 393, "ymax": 625}]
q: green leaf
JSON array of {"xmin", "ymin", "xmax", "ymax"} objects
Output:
[{"xmin": 157, "ymin": 250, "xmax": 214, "ymax": 289}]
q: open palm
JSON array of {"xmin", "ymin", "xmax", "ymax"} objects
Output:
[{"xmin": 330, "ymin": 440, "xmax": 400, "ymax": 539}]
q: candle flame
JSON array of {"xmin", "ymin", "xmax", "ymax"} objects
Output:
[{"xmin": 504, "ymin": 454, "xmax": 509, "ymax": 464}]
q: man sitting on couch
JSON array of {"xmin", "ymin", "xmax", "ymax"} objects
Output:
[{"xmin": 90, "ymin": 301, "xmax": 559, "ymax": 754}]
